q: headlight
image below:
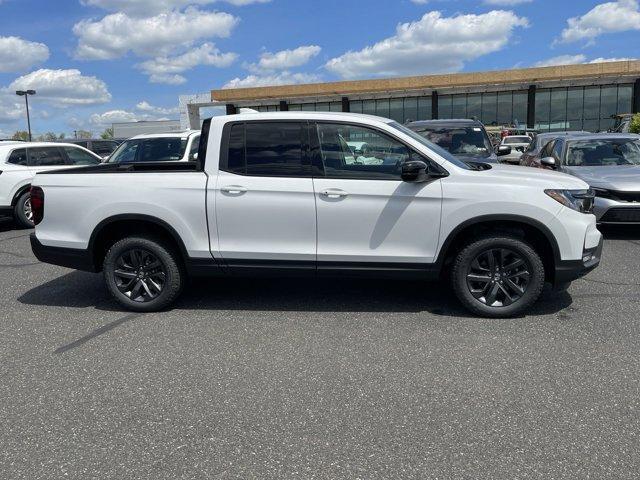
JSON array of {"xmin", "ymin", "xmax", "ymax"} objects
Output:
[
  {"xmin": 545, "ymin": 189, "xmax": 595, "ymax": 213},
  {"xmin": 592, "ymin": 187, "xmax": 613, "ymax": 199}
]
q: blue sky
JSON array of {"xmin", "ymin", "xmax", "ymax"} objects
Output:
[{"xmin": 0, "ymin": 0, "xmax": 638, "ymax": 137}]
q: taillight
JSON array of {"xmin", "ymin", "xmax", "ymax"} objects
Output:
[{"xmin": 30, "ymin": 186, "xmax": 44, "ymax": 225}]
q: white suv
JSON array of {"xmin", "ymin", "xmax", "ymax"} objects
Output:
[{"xmin": 0, "ymin": 142, "xmax": 102, "ymax": 227}]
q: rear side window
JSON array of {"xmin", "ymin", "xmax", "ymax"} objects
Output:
[
  {"xmin": 63, "ymin": 146, "xmax": 101, "ymax": 165},
  {"xmin": 223, "ymin": 122, "xmax": 307, "ymax": 177},
  {"xmin": 7, "ymin": 148, "xmax": 28, "ymax": 165},
  {"xmin": 28, "ymin": 147, "xmax": 66, "ymax": 166}
]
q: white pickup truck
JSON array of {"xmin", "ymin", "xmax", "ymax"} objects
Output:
[{"xmin": 30, "ymin": 112, "xmax": 603, "ymax": 317}]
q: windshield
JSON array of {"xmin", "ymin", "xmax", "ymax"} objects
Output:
[
  {"xmin": 108, "ymin": 137, "xmax": 188, "ymax": 163},
  {"xmin": 409, "ymin": 125, "xmax": 492, "ymax": 157},
  {"xmin": 504, "ymin": 136, "xmax": 531, "ymax": 145},
  {"xmin": 566, "ymin": 139, "xmax": 640, "ymax": 167},
  {"xmin": 389, "ymin": 122, "xmax": 471, "ymax": 170}
]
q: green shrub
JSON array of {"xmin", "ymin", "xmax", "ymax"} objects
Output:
[{"xmin": 630, "ymin": 114, "xmax": 640, "ymax": 134}]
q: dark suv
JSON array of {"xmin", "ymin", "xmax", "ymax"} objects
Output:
[
  {"xmin": 60, "ymin": 139, "xmax": 121, "ymax": 159},
  {"xmin": 406, "ymin": 119, "xmax": 510, "ymax": 164}
]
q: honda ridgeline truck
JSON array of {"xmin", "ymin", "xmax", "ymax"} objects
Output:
[{"xmin": 30, "ymin": 112, "xmax": 603, "ymax": 317}]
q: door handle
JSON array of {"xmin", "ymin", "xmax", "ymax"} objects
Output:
[
  {"xmin": 221, "ymin": 185, "xmax": 248, "ymax": 194},
  {"xmin": 320, "ymin": 189, "xmax": 348, "ymax": 199}
]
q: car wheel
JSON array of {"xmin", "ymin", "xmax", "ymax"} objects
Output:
[
  {"xmin": 103, "ymin": 236, "xmax": 184, "ymax": 312},
  {"xmin": 451, "ymin": 235, "xmax": 545, "ymax": 318},
  {"xmin": 13, "ymin": 190, "xmax": 34, "ymax": 228}
]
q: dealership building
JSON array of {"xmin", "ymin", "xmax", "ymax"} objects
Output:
[{"xmin": 180, "ymin": 61, "xmax": 640, "ymax": 132}]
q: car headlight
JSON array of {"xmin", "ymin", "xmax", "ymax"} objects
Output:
[
  {"xmin": 545, "ymin": 189, "xmax": 595, "ymax": 213},
  {"xmin": 592, "ymin": 187, "xmax": 613, "ymax": 199}
]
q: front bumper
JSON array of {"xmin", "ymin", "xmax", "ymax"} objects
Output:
[
  {"xmin": 553, "ymin": 234, "xmax": 603, "ymax": 286},
  {"xmin": 30, "ymin": 233, "xmax": 97, "ymax": 272},
  {"xmin": 595, "ymin": 197, "xmax": 640, "ymax": 223}
]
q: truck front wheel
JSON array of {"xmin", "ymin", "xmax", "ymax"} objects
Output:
[
  {"xmin": 103, "ymin": 236, "xmax": 184, "ymax": 312},
  {"xmin": 451, "ymin": 235, "xmax": 545, "ymax": 318}
]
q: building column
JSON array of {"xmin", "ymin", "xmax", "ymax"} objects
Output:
[
  {"xmin": 431, "ymin": 91, "xmax": 438, "ymax": 120},
  {"xmin": 342, "ymin": 96, "xmax": 350, "ymax": 112},
  {"xmin": 279, "ymin": 100, "xmax": 289, "ymax": 111},
  {"xmin": 226, "ymin": 104, "xmax": 237, "ymax": 115},
  {"xmin": 633, "ymin": 78, "xmax": 640, "ymax": 113},
  {"xmin": 526, "ymin": 85, "xmax": 536, "ymax": 129}
]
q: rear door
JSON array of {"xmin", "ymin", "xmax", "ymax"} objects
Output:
[{"xmin": 213, "ymin": 121, "xmax": 317, "ymax": 272}]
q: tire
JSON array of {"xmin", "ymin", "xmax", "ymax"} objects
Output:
[
  {"xmin": 451, "ymin": 235, "xmax": 545, "ymax": 318},
  {"xmin": 103, "ymin": 236, "xmax": 184, "ymax": 312},
  {"xmin": 13, "ymin": 190, "xmax": 34, "ymax": 228}
]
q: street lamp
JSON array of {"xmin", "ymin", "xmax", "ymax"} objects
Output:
[{"xmin": 15, "ymin": 90, "xmax": 36, "ymax": 142}]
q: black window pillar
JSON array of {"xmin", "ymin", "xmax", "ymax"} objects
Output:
[
  {"xmin": 432, "ymin": 91, "xmax": 438, "ymax": 119},
  {"xmin": 526, "ymin": 85, "xmax": 536, "ymax": 129},
  {"xmin": 279, "ymin": 100, "xmax": 289, "ymax": 111},
  {"xmin": 341, "ymin": 96, "xmax": 350, "ymax": 112},
  {"xmin": 226, "ymin": 104, "xmax": 237, "ymax": 115},
  {"xmin": 633, "ymin": 78, "xmax": 640, "ymax": 113}
]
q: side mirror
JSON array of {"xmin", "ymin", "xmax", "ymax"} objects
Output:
[
  {"xmin": 540, "ymin": 157, "xmax": 557, "ymax": 169},
  {"xmin": 497, "ymin": 145, "xmax": 511, "ymax": 156},
  {"xmin": 191, "ymin": 152, "xmax": 198, "ymax": 161},
  {"xmin": 401, "ymin": 160, "xmax": 429, "ymax": 183}
]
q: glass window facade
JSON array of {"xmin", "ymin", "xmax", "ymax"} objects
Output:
[
  {"xmin": 241, "ymin": 83, "xmax": 634, "ymax": 133},
  {"xmin": 535, "ymin": 84, "xmax": 633, "ymax": 132}
]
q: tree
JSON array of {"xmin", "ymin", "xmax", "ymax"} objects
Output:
[
  {"xmin": 100, "ymin": 127, "xmax": 114, "ymax": 139},
  {"xmin": 76, "ymin": 130, "xmax": 92, "ymax": 139},
  {"xmin": 12, "ymin": 131, "xmax": 29, "ymax": 141},
  {"xmin": 38, "ymin": 132, "xmax": 59, "ymax": 142},
  {"xmin": 630, "ymin": 114, "xmax": 640, "ymax": 134},
  {"xmin": 58, "ymin": 133, "xmax": 66, "ymax": 140}
]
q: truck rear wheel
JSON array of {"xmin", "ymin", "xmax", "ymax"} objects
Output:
[
  {"xmin": 103, "ymin": 236, "xmax": 184, "ymax": 312},
  {"xmin": 451, "ymin": 235, "xmax": 545, "ymax": 318}
]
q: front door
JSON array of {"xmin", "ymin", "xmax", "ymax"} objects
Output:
[
  {"xmin": 213, "ymin": 121, "xmax": 317, "ymax": 272},
  {"xmin": 311, "ymin": 122, "xmax": 443, "ymax": 269}
]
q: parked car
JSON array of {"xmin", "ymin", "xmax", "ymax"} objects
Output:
[
  {"xmin": 499, "ymin": 135, "xmax": 531, "ymax": 164},
  {"xmin": 59, "ymin": 139, "xmax": 122, "ymax": 159},
  {"xmin": 107, "ymin": 131, "xmax": 200, "ymax": 164},
  {"xmin": 30, "ymin": 112, "xmax": 602, "ymax": 318},
  {"xmin": 0, "ymin": 142, "xmax": 102, "ymax": 227},
  {"xmin": 520, "ymin": 131, "xmax": 590, "ymax": 167},
  {"xmin": 406, "ymin": 119, "xmax": 511, "ymax": 164},
  {"xmin": 535, "ymin": 134, "xmax": 640, "ymax": 224}
]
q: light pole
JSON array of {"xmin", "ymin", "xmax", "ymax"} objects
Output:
[{"xmin": 15, "ymin": 90, "xmax": 36, "ymax": 141}]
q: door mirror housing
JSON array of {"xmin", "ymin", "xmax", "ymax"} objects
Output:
[
  {"xmin": 540, "ymin": 156, "xmax": 557, "ymax": 169},
  {"xmin": 401, "ymin": 160, "xmax": 430, "ymax": 182},
  {"xmin": 497, "ymin": 145, "xmax": 511, "ymax": 156}
]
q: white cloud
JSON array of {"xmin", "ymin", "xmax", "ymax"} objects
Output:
[
  {"xmin": 136, "ymin": 101, "xmax": 179, "ymax": 115},
  {"xmin": 0, "ymin": 36, "xmax": 49, "ymax": 73},
  {"xmin": 8, "ymin": 69, "xmax": 111, "ymax": 107},
  {"xmin": 325, "ymin": 10, "xmax": 528, "ymax": 79},
  {"xmin": 90, "ymin": 109, "xmax": 138, "ymax": 126},
  {"xmin": 246, "ymin": 45, "xmax": 321, "ymax": 73},
  {"xmin": 483, "ymin": 0, "xmax": 532, "ymax": 5},
  {"xmin": 560, "ymin": 0, "xmax": 640, "ymax": 44},
  {"xmin": 534, "ymin": 54, "xmax": 635, "ymax": 67},
  {"xmin": 138, "ymin": 42, "xmax": 237, "ymax": 84},
  {"xmin": 73, "ymin": 8, "xmax": 238, "ymax": 60},
  {"xmin": 0, "ymin": 92, "xmax": 24, "ymax": 124},
  {"xmin": 223, "ymin": 71, "xmax": 321, "ymax": 89},
  {"xmin": 81, "ymin": 0, "xmax": 270, "ymax": 16}
]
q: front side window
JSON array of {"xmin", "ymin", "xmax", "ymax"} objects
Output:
[
  {"xmin": 223, "ymin": 122, "xmax": 306, "ymax": 177},
  {"xmin": 63, "ymin": 146, "xmax": 101, "ymax": 165},
  {"xmin": 316, "ymin": 123, "xmax": 413, "ymax": 180},
  {"xmin": 108, "ymin": 140, "xmax": 141, "ymax": 163},
  {"xmin": 7, "ymin": 148, "xmax": 28, "ymax": 165},
  {"xmin": 28, "ymin": 147, "xmax": 66, "ymax": 166},
  {"xmin": 552, "ymin": 140, "xmax": 564, "ymax": 161},
  {"xmin": 566, "ymin": 139, "xmax": 640, "ymax": 167}
]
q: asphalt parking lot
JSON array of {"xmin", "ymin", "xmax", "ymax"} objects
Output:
[{"xmin": 1, "ymin": 216, "xmax": 640, "ymax": 479}]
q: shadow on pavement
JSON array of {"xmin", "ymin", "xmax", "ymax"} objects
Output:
[{"xmin": 19, "ymin": 270, "xmax": 572, "ymax": 318}]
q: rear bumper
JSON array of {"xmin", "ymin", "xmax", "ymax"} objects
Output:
[
  {"xmin": 30, "ymin": 233, "xmax": 97, "ymax": 272},
  {"xmin": 553, "ymin": 234, "xmax": 603, "ymax": 286}
]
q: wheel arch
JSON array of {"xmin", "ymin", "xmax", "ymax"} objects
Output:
[
  {"xmin": 11, "ymin": 183, "xmax": 32, "ymax": 206},
  {"xmin": 88, "ymin": 214, "xmax": 190, "ymax": 271},
  {"xmin": 436, "ymin": 214, "xmax": 561, "ymax": 283}
]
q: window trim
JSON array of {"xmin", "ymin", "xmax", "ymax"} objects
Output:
[{"xmin": 219, "ymin": 120, "xmax": 312, "ymax": 178}]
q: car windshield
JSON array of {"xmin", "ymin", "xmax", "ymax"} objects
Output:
[
  {"xmin": 409, "ymin": 125, "xmax": 491, "ymax": 157},
  {"xmin": 389, "ymin": 122, "xmax": 471, "ymax": 170},
  {"xmin": 504, "ymin": 136, "xmax": 530, "ymax": 144},
  {"xmin": 566, "ymin": 139, "xmax": 640, "ymax": 167},
  {"xmin": 108, "ymin": 137, "xmax": 187, "ymax": 163}
]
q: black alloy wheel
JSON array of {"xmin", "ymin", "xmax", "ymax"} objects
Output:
[{"xmin": 113, "ymin": 248, "xmax": 167, "ymax": 303}]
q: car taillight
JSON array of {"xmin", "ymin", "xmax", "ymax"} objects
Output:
[{"xmin": 30, "ymin": 186, "xmax": 44, "ymax": 225}]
